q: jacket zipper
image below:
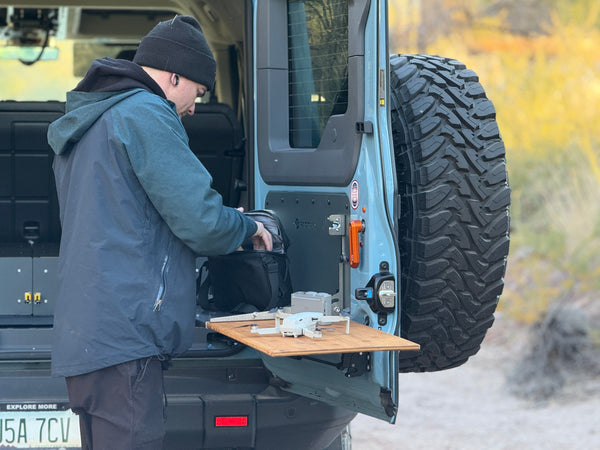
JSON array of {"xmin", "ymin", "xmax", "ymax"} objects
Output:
[{"xmin": 154, "ymin": 255, "xmax": 169, "ymax": 311}]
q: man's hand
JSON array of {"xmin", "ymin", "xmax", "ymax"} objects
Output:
[
  {"xmin": 252, "ymin": 221, "xmax": 273, "ymax": 251},
  {"xmin": 236, "ymin": 207, "xmax": 273, "ymax": 251}
]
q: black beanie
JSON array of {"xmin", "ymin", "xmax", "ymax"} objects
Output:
[{"xmin": 133, "ymin": 15, "xmax": 216, "ymax": 91}]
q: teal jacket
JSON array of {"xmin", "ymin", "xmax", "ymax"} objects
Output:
[{"xmin": 48, "ymin": 59, "xmax": 256, "ymax": 377}]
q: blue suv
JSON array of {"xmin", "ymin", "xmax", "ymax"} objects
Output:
[{"xmin": 0, "ymin": 1, "xmax": 509, "ymax": 448}]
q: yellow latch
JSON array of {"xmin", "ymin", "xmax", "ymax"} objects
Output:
[
  {"xmin": 24, "ymin": 292, "xmax": 32, "ymax": 304},
  {"xmin": 34, "ymin": 292, "xmax": 42, "ymax": 303}
]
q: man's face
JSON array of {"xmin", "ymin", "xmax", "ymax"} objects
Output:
[{"xmin": 168, "ymin": 75, "xmax": 208, "ymax": 118}]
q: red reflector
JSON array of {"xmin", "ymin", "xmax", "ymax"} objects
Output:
[{"xmin": 215, "ymin": 416, "xmax": 248, "ymax": 427}]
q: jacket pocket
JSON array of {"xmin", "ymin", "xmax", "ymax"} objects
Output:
[{"xmin": 153, "ymin": 255, "xmax": 169, "ymax": 311}]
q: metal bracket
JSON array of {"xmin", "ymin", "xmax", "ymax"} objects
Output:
[
  {"xmin": 328, "ymin": 214, "xmax": 348, "ymax": 311},
  {"xmin": 327, "ymin": 214, "xmax": 346, "ymax": 236},
  {"xmin": 355, "ymin": 121, "xmax": 373, "ymax": 134},
  {"xmin": 337, "ymin": 352, "xmax": 371, "ymax": 378},
  {"xmin": 379, "ymin": 388, "xmax": 397, "ymax": 418}
]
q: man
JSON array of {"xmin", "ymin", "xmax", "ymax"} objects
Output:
[{"xmin": 47, "ymin": 15, "xmax": 271, "ymax": 449}]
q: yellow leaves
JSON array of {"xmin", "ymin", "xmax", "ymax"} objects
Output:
[
  {"xmin": 422, "ymin": 23, "xmax": 600, "ymax": 167},
  {"xmin": 501, "ymin": 256, "xmax": 568, "ymax": 324},
  {"xmin": 467, "ymin": 30, "xmax": 561, "ymax": 55},
  {"xmin": 583, "ymin": 1, "xmax": 600, "ymax": 28},
  {"xmin": 389, "ymin": 1, "xmax": 600, "ymax": 321},
  {"xmin": 579, "ymin": 136, "xmax": 600, "ymax": 186},
  {"xmin": 390, "ymin": 1, "xmax": 600, "ymax": 165}
]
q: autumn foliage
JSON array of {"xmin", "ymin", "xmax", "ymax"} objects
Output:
[{"xmin": 389, "ymin": 0, "xmax": 600, "ymax": 322}]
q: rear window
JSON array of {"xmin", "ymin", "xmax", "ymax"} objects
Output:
[
  {"xmin": 1, "ymin": 41, "xmax": 81, "ymax": 101},
  {"xmin": 288, "ymin": 0, "xmax": 348, "ymax": 148}
]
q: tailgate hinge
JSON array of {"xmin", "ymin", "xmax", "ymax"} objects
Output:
[{"xmin": 337, "ymin": 352, "xmax": 371, "ymax": 377}]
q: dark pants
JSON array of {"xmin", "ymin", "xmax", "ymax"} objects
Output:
[{"xmin": 66, "ymin": 357, "xmax": 166, "ymax": 450}]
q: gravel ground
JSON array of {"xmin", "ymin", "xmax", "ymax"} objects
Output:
[{"xmin": 350, "ymin": 315, "xmax": 600, "ymax": 450}]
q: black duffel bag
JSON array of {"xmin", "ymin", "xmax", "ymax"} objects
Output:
[{"xmin": 197, "ymin": 210, "xmax": 292, "ymax": 313}]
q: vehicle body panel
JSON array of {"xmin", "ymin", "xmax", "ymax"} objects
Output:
[
  {"xmin": 0, "ymin": 2, "xmax": 422, "ymax": 449},
  {"xmin": 253, "ymin": 0, "xmax": 403, "ymax": 421}
]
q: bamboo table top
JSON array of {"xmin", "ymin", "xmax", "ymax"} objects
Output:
[{"xmin": 206, "ymin": 319, "xmax": 420, "ymax": 357}]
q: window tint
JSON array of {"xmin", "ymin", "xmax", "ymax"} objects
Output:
[{"xmin": 288, "ymin": 0, "xmax": 348, "ymax": 148}]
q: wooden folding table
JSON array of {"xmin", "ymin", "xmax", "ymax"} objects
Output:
[{"xmin": 206, "ymin": 319, "xmax": 420, "ymax": 357}]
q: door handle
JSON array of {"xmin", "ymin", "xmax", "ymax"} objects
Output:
[{"xmin": 348, "ymin": 220, "xmax": 364, "ymax": 269}]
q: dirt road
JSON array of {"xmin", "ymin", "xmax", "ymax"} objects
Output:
[{"xmin": 351, "ymin": 316, "xmax": 600, "ymax": 449}]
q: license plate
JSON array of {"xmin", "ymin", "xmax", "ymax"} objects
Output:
[{"xmin": 0, "ymin": 403, "xmax": 80, "ymax": 448}]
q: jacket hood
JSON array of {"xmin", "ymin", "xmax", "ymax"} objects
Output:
[
  {"xmin": 74, "ymin": 57, "xmax": 165, "ymax": 96},
  {"xmin": 48, "ymin": 58, "xmax": 167, "ymax": 155}
]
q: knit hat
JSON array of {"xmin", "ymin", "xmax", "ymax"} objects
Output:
[{"xmin": 133, "ymin": 15, "xmax": 216, "ymax": 91}]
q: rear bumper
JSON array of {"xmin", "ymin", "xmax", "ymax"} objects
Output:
[
  {"xmin": 166, "ymin": 357, "xmax": 355, "ymax": 449},
  {"xmin": 165, "ymin": 388, "xmax": 355, "ymax": 449},
  {"xmin": 0, "ymin": 354, "xmax": 355, "ymax": 449}
]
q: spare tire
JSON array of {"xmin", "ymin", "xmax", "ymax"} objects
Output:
[{"xmin": 390, "ymin": 54, "xmax": 510, "ymax": 372}]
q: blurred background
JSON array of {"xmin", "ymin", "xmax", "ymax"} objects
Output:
[
  {"xmin": 389, "ymin": 0, "xmax": 600, "ymax": 327},
  {"xmin": 351, "ymin": 2, "xmax": 600, "ymax": 448},
  {"xmin": 2, "ymin": 1, "xmax": 598, "ymax": 446}
]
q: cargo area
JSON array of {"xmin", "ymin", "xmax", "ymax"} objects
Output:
[{"xmin": 0, "ymin": 99, "xmax": 246, "ymax": 324}]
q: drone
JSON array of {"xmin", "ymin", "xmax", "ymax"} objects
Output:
[{"xmin": 210, "ymin": 310, "xmax": 350, "ymax": 339}]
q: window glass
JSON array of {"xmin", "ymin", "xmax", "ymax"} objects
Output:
[
  {"xmin": 0, "ymin": 40, "xmax": 81, "ymax": 101},
  {"xmin": 288, "ymin": 0, "xmax": 348, "ymax": 148},
  {"xmin": 0, "ymin": 40, "xmax": 215, "ymax": 103}
]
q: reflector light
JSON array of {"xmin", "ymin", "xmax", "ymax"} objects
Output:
[{"xmin": 215, "ymin": 416, "xmax": 248, "ymax": 427}]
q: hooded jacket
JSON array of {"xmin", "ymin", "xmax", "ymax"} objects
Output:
[{"xmin": 48, "ymin": 58, "xmax": 257, "ymax": 377}]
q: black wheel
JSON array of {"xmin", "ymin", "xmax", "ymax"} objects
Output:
[{"xmin": 390, "ymin": 54, "xmax": 510, "ymax": 372}]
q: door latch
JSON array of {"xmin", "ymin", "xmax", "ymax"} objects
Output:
[{"xmin": 354, "ymin": 261, "xmax": 396, "ymax": 324}]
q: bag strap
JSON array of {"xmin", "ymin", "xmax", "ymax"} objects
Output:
[
  {"xmin": 196, "ymin": 260, "xmax": 212, "ymax": 310},
  {"xmin": 265, "ymin": 261, "xmax": 281, "ymax": 311},
  {"xmin": 264, "ymin": 254, "xmax": 292, "ymax": 310}
]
